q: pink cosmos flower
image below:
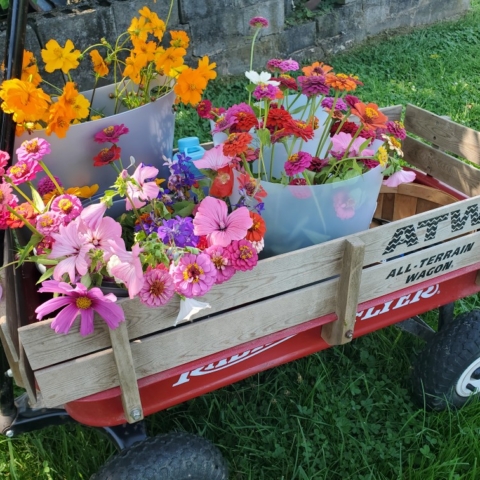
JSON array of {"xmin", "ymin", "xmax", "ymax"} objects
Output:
[
  {"xmin": 94, "ymin": 124, "xmax": 129, "ymax": 144},
  {"xmin": 333, "ymin": 191, "xmax": 356, "ymax": 220},
  {"xmin": 16, "ymin": 138, "xmax": 51, "ymax": 162},
  {"xmin": 226, "ymin": 239, "xmax": 258, "ymax": 271},
  {"xmin": 170, "ymin": 252, "xmax": 217, "ymax": 298},
  {"xmin": 35, "ymin": 280, "xmax": 125, "ymax": 336},
  {"xmin": 193, "ymin": 145, "xmax": 233, "ymax": 171},
  {"xmin": 284, "ymin": 151, "xmax": 312, "ymax": 176},
  {"xmin": 193, "ymin": 196, "xmax": 253, "ymax": 247},
  {"xmin": 51, "ymin": 194, "xmax": 83, "ymax": 223},
  {"xmin": 126, "ymin": 163, "xmax": 160, "ymax": 210},
  {"xmin": 0, "ymin": 151, "xmax": 10, "ymax": 175},
  {"xmin": 6, "ymin": 159, "xmax": 42, "ymax": 184},
  {"xmin": 205, "ymin": 245, "xmax": 236, "ymax": 284},
  {"xmin": 249, "ymin": 16, "xmax": 269, "ymax": 28},
  {"xmin": 382, "ymin": 169, "xmax": 416, "ymax": 187},
  {"xmin": 36, "ymin": 211, "xmax": 63, "ymax": 236},
  {"xmin": 330, "ymin": 132, "xmax": 374, "ymax": 160},
  {"xmin": 49, "ymin": 221, "xmax": 93, "ymax": 282},
  {"xmin": 0, "ymin": 183, "xmax": 15, "ymax": 211},
  {"xmin": 108, "ymin": 243, "xmax": 144, "ymax": 299},
  {"xmin": 138, "ymin": 266, "xmax": 175, "ymax": 307}
]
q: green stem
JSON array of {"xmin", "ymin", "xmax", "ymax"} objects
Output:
[
  {"xmin": 5, "ymin": 205, "xmax": 42, "ymax": 237},
  {"xmin": 38, "ymin": 160, "xmax": 62, "ymax": 193},
  {"xmin": 5, "ymin": 179, "xmax": 39, "ymax": 212}
]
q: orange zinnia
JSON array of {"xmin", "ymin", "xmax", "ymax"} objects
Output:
[
  {"xmin": 57, "ymin": 82, "xmax": 89, "ymax": 121},
  {"xmin": 170, "ymin": 30, "xmax": 190, "ymax": 49},
  {"xmin": 22, "ymin": 50, "xmax": 42, "ymax": 86},
  {"xmin": 246, "ymin": 212, "xmax": 266, "ymax": 243},
  {"xmin": 90, "ymin": 49, "xmax": 109, "ymax": 77},
  {"xmin": 174, "ymin": 67, "xmax": 207, "ymax": 106},
  {"xmin": 41, "ymin": 39, "xmax": 80, "ymax": 74},
  {"xmin": 0, "ymin": 78, "xmax": 51, "ymax": 124},
  {"xmin": 301, "ymin": 61, "xmax": 333, "ymax": 77},
  {"xmin": 326, "ymin": 73, "xmax": 358, "ymax": 92},
  {"xmin": 222, "ymin": 132, "xmax": 252, "ymax": 157},
  {"xmin": 350, "ymin": 102, "xmax": 388, "ymax": 131}
]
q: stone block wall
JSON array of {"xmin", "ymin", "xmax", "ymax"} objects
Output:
[{"xmin": 0, "ymin": 0, "xmax": 471, "ymax": 88}]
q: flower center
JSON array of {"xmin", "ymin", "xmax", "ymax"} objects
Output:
[
  {"xmin": 391, "ymin": 138, "xmax": 401, "ymax": 149},
  {"xmin": 100, "ymin": 148, "xmax": 115, "ymax": 162},
  {"xmin": 103, "ymin": 126, "xmax": 114, "ymax": 136},
  {"xmin": 40, "ymin": 215, "xmax": 54, "ymax": 227},
  {"xmin": 24, "ymin": 140, "xmax": 39, "ymax": 153},
  {"xmin": 53, "ymin": 48, "xmax": 63, "ymax": 59},
  {"xmin": 288, "ymin": 154, "xmax": 299, "ymax": 163},
  {"xmin": 239, "ymin": 245, "xmax": 253, "ymax": 260},
  {"xmin": 365, "ymin": 107, "xmax": 378, "ymax": 120},
  {"xmin": 212, "ymin": 255, "xmax": 227, "ymax": 269},
  {"xmin": 58, "ymin": 198, "xmax": 73, "ymax": 213},
  {"xmin": 149, "ymin": 280, "xmax": 165, "ymax": 297},
  {"xmin": 183, "ymin": 263, "xmax": 204, "ymax": 283},
  {"xmin": 10, "ymin": 164, "xmax": 27, "ymax": 177},
  {"xmin": 76, "ymin": 296, "xmax": 92, "ymax": 309},
  {"xmin": 0, "ymin": 191, "xmax": 4, "ymax": 202}
]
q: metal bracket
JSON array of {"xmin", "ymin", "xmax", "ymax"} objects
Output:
[{"xmin": 395, "ymin": 315, "xmax": 435, "ymax": 341}]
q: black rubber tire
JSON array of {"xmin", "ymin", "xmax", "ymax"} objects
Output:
[
  {"xmin": 90, "ymin": 431, "xmax": 228, "ymax": 480},
  {"xmin": 411, "ymin": 309, "xmax": 480, "ymax": 411}
]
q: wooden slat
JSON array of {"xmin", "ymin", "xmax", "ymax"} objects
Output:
[
  {"xmin": 19, "ymin": 344, "xmax": 36, "ymax": 404},
  {"xmin": 392, "ymin": 194, "xmax": 418, "ymax": 221},
  {"xmin": 405, "ymin": 104, "xmax": 480, "ymax": 166},
  {"xmin": 0, "ymin": 316, "xmax": 23, "ymax": 388},
  {"xmin": 395, "ymin": 183, "xmax": 458, "ymax": 205},
  {"xmin": 19, "ymin": 194, "xmax": 480, "ymax": 371},
  {"xmin": 34, "ymin": 230, "xmax": 480, "ymax": 407},
  {"xmin": 380, "ymin": 105, "xmax": 403, "ymax": 122},
  {"xmin": 108, "ymin": 321, "xmax": 143, "ymax": 424},
  {"xmin": 403, "ymin": 136, "xmax": 480, "ymax": 197},
  {"xmin": 321, "ymin": 237, "xmax": 365, "ymax": 345}
]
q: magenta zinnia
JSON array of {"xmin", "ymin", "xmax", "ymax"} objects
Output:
[
  {"xmin": 170, "ymin": 252, "xmax": 217, "ymax": 298},
  {"xmin": 226, "ymin": 239, "xmax": 258, "ymax": 272},
  {"xmin": 94, "ymin": 124, "xmax": 130, "ymax": 144},
  {"xmin": 284, "ymin": 151, "xmax": 312, "ymax": 176}
]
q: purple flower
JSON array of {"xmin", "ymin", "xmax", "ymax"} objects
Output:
[
  {"xmin": 284, "ymin": 151, "xmax": 312, "ymax": 176},
  {"xmin": 297, "ymin": 75, "xmax": 330, "ymax": 97},
  {"xmin": 37, "ymin": 176, "xmax": 63, "ymax": 196},
  {"xmin": 94, "ymin": 124, "xmax": 129, "ymax": 144},
  {"xmin": 138, "ymin": 267, "xmax": 175, "ymax": 307},
  {"xmin": 266, "ymin": 58, "xmax": 299, "ymax": 74},
  {"xmin": 35, "ymin": 280, "xmax": 125, "ymax": 336},
  {"xmin": 16, "ymin": 138, "xmax": 51, "ymax": 162},
  {"xmin": 253, "ymin": 84, "xmax": 281, "ymax": 101},
  {"xmin": 170, "ymin": 252, "xmax": 217, "ymax": 298},
  {"xmin": 157, "ymin": 216, "xmax": 199, "ymax": 248},
  {"xmin": 321, "ymin": 97, "xmax": 347, "ymax": 111},
  {"xmin": 249, "ymin": 16, "xmax": 269, "ymax": 28}
]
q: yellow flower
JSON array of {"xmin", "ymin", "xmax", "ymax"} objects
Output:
[
  {"xmin": 56, "ymin": 82, "xmax": 89, "ymax": 121},
  {"xmin": 65, "ymin": 184, "xmax": 99, "ymax": 198},
  {"xmin": 132, "ymin": 38, "xmax": 157, "ymax": 65},
  {"xmin": 41, "ymin": 39, "xmax": 80, "ymax": 74},
  {"xmin": 174, "ymin": 67, "xmax": 207, "ymax": 106},
  {"xmin": 0, "ymin": 78, "xmax": 51, "ymax": 124},
  {"xmin": 197, "ymin": 56, "xmax": 217, "ymax": 82},
  {"xmin": 138, "ymin": 7, "xmax": 166, "ymax": 41},
  {"xmin": 22, "ymin": 50, "xmax": 42, "ymax": 86},
  {"xmin": 123, "ymin": 54, "xmax": 145, "ymax": 84},
  {"xmin": 90, "ymin": 49, "xmax": 109, "ymax": 77},
  {"xmin": 128, "ymin": 16, "xmax": 149, "ymax": 43},
  {"xmin": 376, "ymin": 146, "xmax": 388, "ymax": 167},
  {"xmin": 90, "ymin": 115, "xmax": 103, "ymax": 121},
  {"xmin": 155, "ymin": 46, "xmax": 186, "ymax": 76},
  {"xmin": 170, "ymin": 31, "xmax": 189, "ymax": 49}
]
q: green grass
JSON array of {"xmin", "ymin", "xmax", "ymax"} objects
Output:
[{"xmin": 4, "ymin": 3, "xmax": 480, "ymax": 479}]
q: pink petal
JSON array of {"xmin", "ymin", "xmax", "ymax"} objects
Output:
[
  {"xmin": 93, "ymin": 301, "xmax": 125, "ymax": 329},
  {"xmin": 35, "ymin": 296, "xmax": 72, "ymax": 320},
  {"xmin": 81, "ymin": 203, "xmax": 107, "ymax": 230},
  {"xmin": 224, "ymin": 207, "xmax": 253, "ymax": 240},
  {"xmin": 383, "ymin": 169, "xmax": 416, "ymax": 187},
  {"xmin": 79, "ymin": 309, "xmax": 95, "ymax": 336},
  {"xmin": 53, "ymin": 257, "xmax": 78, "ymax": 283},
  {"xmin": 193, "ymin": 145, "xmax": 232, "ymax": 171},
  {"xmin": 208, "ymin": 230, "xmax": 232, "ymax": 247},
  {"xmin": 193, "ymin": 197, "xmax": 227, "ymax": 236},
  {"xmin": 50, "ymin": 303, "xmax": 80, "ymax": 334}
]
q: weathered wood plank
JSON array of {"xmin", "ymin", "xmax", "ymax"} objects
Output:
[
  {"xmin": 403, "ymin": 137, "xmax": 480, "ymax": 197},
  {"xmin": 392, "ymin": 194, "xmax": 418, "ymax": 221},
  {"xmin": 20, "ymin": 195, "xmax": 480, "ymax": 371},
  {"xmin": 108, "ymin": 321, "xmax": 143, "ymax": 424},
  {"xmin": 405, "ymin": 104, "xmax": 480, "ymax": 166},
  {"xmin": 0, "ymin": 317, "xmax": 23, "ymax": 388},
  {"xmin": 322, "ymin": 237, "xmax": 365, "ymax": 345},
  {"xmin": 34, "ymin": 231, "xmax": 480, "ymax": 407},
  {"xmin": 380, "ymin": 105, "xmax": 403, "ymax": 122}
]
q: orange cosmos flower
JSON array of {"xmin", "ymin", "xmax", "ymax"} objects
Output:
[
  {"xmin": 246, "ymin": 212, "xmax": 266, "ymax": 243},
  {"xmin": 128, "ymin": 16, "xmax": 149, "ymax": 42},
  {"xmin": 197, "ymin": 56, "xmax": 217, "ymax": 82},
  {"xmin": 223, "ymin": 132, "xmax": 252, "ymax": 157},
  {"xmin": 350, "ymin": 102, "xmax": 388, "ymax": 131},
  {"xmin": 138, "ymin": 6, "xmax": 166, "ymax": 40},
  {"xmin": 326, "ymin": 73, "xmax": 359, "ymax": 91},
  {"xmin": 301, "ymin": 61, "xmax": 333, "ymax": 77},
  {"xmin": 57, "ymin": 82, "xmax": 90, "ymax": 121},
  {"xmin": 174, "ymin": 67, "xmax": 208, "ymax": 106},
  {"xmin": 170, "ymin": 30, "xmax": 190, "ymax": 49},
  {"xmin": 132, "ymin": 38, "xmax": 157, "ymax": 65},
  {"xmin": 123, "ymin": 54, "xmax": 145, "ymax": 84},
  {"xmin": 0, "ymin": 79, "xmax": 51, "ymax": 124},
  {"xmin": 22, "ymin": 50, "xmax": 42, "ymax": 86},
  {"xmin": 46, "ymin": 103, "xmax": 72, "ymax": 138},
  {"xmin": 90, "ymin": 49, "xmax": 109, "ymax": 77},
  {"xmin": 65, "ymin": 184, "xmax": 99, "ymax": 198},
  {"xmin": 41, "ymin": 39, "xmax": 80, "ymax": 74},
  {"xmin": 155, "ymin": 46, "xmax": 186, "ymax": 76}
]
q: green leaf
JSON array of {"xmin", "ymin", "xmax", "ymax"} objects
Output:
[
  {"xmin": 80, "ymin": 273, "xmax": 92, "ymax": 289},
  {"xmin": 16, "ymin": 234, "xmax": 42, "ymax": 267},
  {"xmin": 256, "ymin": 128, "xmax": 272, "ymax": 147},
  {"xmin": 171, "ymin": 201, "xmax": 195, "ymax": 217},
  {"xmin": 37, "ymin": 267, "xmax": 55, "ymax": 284},
  {"xmin": 30, "ymin": 186, "xmax": 45, "ymax": 212}
]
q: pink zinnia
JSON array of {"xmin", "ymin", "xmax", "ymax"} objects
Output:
[
  {"xmin": 386, "ymin": 120, "xmax": 407, "ymax": 140},
  {"xmin": 16, "ymin": 138, "xmax": 51, "ymax": 162},
  {"xmin": 297, "ymin": 75, "xmax": 330, "ymax": 97},
  {"xmin": 284, "ymin": 151, "xmax": 312, "ymax": 176},
  {"xmin": 0, "ymin": 183, "xmax": 15, "ymax": 211},
  {"xmin": 333, "ymin": 191, "xmax": 356, "ymax": 220},
  {"xmin": 205, "ymin": 245, "xmax": 236, "ymax": 284},
  {"xmin": 193, "ymin": 196, "xmax": 253, "ymax": 247},
  {"xmin": 36, "ymin": 211, "xmax": 63, "ymax": 236},
  {"xmin": 37, "ymin": 176, "xmax": 63, "ymax": 196},
  {"xmin": 35, "ymin": 280, "xmax": 125, "ymax": 336},
  {"xmin": 253, "ymin": 84, "xmax": 281, "ymax": 101},
  {"xmin": 193, "ymin": 145, "xmax": 233, "ymax": 171},
  {"xmin": 94, "ymin": 124, "xmax": 129, "ymax": 144},
  {"xmin": 170, "ymin": 252, "xmax": 217, "ymax": 298},
  {"xmin": 7, "ymin": 159, "xmax": 42, "ymax": 185},
  {"xmin": 126, "ymin": 163, "xmax": 160, "ymax": 210},
  {"xmin": 226, "ymin": 239, "xmax": 258, "ymax": 271},
  {"xmin": 249, "ymin": 16, "xmax": 269, "ymax": 28},
  {"xmin": 51, "ymin": 194, "xmax": 83, "ymax": 223},
  {"xmin": 0, "ymin": 150, "xmax": 10, "ymax": 175},
  {"xmin": 138, "ymin": 266, "xmax": 175, "ymax": 307}
]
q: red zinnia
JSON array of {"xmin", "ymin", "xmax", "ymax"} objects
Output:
[
  {"xmin": 6, "ymin": 202, "xmax": 37, "ymax": 229},
  {"xmin": 93, "ymin": 145, "xmax": 121, "ymax": 166},
  {"xmin": 230, "ymin": 111, "xmax": 258, "ymax": 132},
  {"xmin": 246, "ymin": 212, "xmax": 266, "ymax": 243},
  {"xmin": 288, "ymin": 120, "xmax": 315, "ymax": 142},
  {"xmin": 265, "ymin": 105, "xmax": 294, "ymax": 132},
  {"xmin": 330, "ymin": 120, "xmax": 358, "ymax": 137},
  {"xmin": 210, "ymin": 164, "xmax": 234, "ymax": 198},
  {"xmin": 222, "ymin": 132, "xmax": 252, "ymax": 157}
]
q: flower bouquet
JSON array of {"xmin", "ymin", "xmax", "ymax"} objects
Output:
[
  {"xmin": 0, "ymin": 125, "xmax": 266, "ymax": 336},
  {"xmin": 193, "ymin": 16, "xmax": 415, "ymax": 256},
  {"xmin": 0, "ymin": 0, "xmax": 216, "ymax": 193}
]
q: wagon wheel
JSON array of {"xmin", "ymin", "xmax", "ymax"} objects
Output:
[
  {"xmin": 411, "ymin": 309, "xmax": 480, "ymax": 410},
  {"xmin": 90, "ymin": 431, "xmax": 228, "ymax": 480}
]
